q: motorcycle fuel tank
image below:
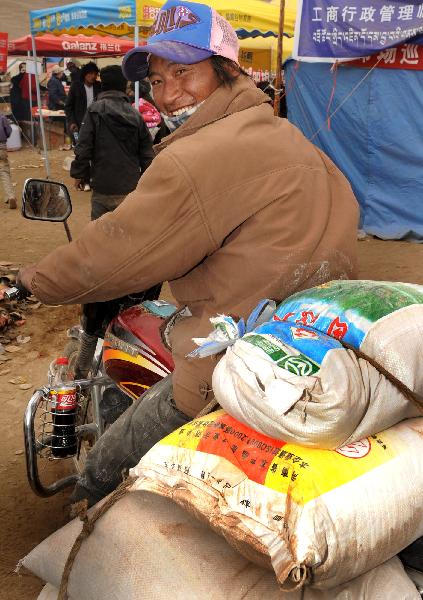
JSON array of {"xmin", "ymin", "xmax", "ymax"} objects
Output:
[{"xmin": 103, "ymin": 304, "xmax": 174, "ymax": 399}]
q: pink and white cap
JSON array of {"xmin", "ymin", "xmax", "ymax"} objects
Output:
[{"xmin": 122, "ymin": 0, "xmax": 239, "ymax": 81}]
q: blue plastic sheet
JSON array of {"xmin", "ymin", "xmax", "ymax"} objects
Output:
[{"xmin": 286, "ymin": 59, "xmax": 423, "ymax": 241}]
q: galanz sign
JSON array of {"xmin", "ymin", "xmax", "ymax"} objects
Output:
[{"xmin": 62, "ymin": 40, "xmax": 99, "ymax": 51}]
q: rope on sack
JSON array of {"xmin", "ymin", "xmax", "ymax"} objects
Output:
[
  {"xmin": 58, "ymin": 377, "xmax": 223, "ymax": 599},
  {"xmin": 196, "ymin": 394, "xmax": 219, "ymax": 418},
  {"xmin": 58, "ymin": 475, "xmax": 137, "ymax": 600},
  {"xmin": 340, "ymin": 340, "xmax": 423, "ymax": 413}
]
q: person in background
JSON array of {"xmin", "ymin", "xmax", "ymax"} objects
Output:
[
  {"xmin": 70, "ymin": 65, "xmax": 154, "ymax": 220},
  {"xmin": 65, "ymin": 61, "xmax": 100, "ymax": 136},
  {"xmin": 20, "ymin": 68, "xmax": 42, "ymax": 117},
  {"xmin": 47, "ymin": 65, "xmax": 66, "ymax": 110},
  {"xmin": 10, "ymin": 61, "xmax": 45, "ymax": 143},
  {"xmin": 257, "ymin": 79, "xmax": 287, "ymax": 118},
  {"xmin": 66, "ymin": 59, "xmax": 81, "ymax": 83},
  {"xmin": 65, "ymin": 61, "xmax": 101, "ymax": 190},
  {"xmin": 10, "ymin": 62, "xmax": 27, "ymax": 122},
  {"xmin": 0, "ymin": 115, "xmax": 17, "ymax": 209},
  {"xmin": 129, "ymin": 79, "xmax": 168, "ymax": 142},
  {"xmin": 137, "ymin": 80, "xmax": 163, "ymax": 141}
]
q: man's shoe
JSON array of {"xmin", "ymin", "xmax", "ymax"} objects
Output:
[
  {"xmin": 8, "ymin": 198, "xmax": 17, "ymax": 209},
  {"xmin": 83, "ymin": 184, "xmax": 91, "ymax": 192}
]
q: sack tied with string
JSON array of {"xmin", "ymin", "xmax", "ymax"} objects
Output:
[
  {"xmin": 210, "ymin": 280, "xmax": 423, "ymax": 448},
  {"xmin": 132, "ymin": 411, "xmax": 423, "ymax": 591}
]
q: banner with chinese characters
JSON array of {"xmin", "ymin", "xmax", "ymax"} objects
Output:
[
  {"xmin": 9, "ymin": 34, "xmax": 135, "ymax": 58},
  {"xmin": 135, "ymin": 0, "xmax": 292, "ymax": 39},
  {"xmin": 293, "ymin": 0, "xmax": 423, "ymax": 62},
  {"xmin": 0, "ymin": 32, "xmax": 8, "ymax": 73},
  {"xmin": 350, "ymin": 42, "xmax": 423, "ymax": 69}
]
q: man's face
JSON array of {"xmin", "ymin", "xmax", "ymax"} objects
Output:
[
  {"xmin": 20, "ymin": 64, "xmax": 26, "ymax": 74},
  {"xmin": 148, "ymin": 56, "xmax": 220, "ymax": 116},
  {"xmin": 68, "ymin": 62, "xmax": 76, "ymax": 72},
  {"xmin": 84, "ymin": 71, "xmax": 98, "ymax": 85}
]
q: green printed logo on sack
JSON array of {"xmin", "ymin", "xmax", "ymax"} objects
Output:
[
  {"xmin": 243, "ymin": 320, "xmax": 343, "ymax": 377},
  {"xmin": 274, "ymin": 280, "xmax": 423, "ymax": 346}
]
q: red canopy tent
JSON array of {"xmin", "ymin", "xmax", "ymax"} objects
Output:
[{"xmin": 8, "ymin": 33, "xmax": 137, "ymax": 57}]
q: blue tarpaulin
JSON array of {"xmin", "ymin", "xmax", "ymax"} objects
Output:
[{"xmin": 285, "ymin": 59, "xmax": 423, "ymax": 241}]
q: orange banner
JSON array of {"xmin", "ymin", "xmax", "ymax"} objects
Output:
[{"xmin": 350, "ymin": 43, "xmax": 423, "ymax": 69}]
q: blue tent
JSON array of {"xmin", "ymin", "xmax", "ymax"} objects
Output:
[
  {"xmin": 285, "ymin": 60, "xmax": 423, "ymax": 242},
  {"xmin": 30, "ymin": 0, "xmax": 136, "ymax": 36}
]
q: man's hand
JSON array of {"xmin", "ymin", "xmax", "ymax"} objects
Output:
[
  {"xmin": 17, "ymin": 265, "xmax": 37, "ymax": 296},
  {"xmin": 74, "ymin": 179, "xmax": 82, "ymax": 190},
  {"xmin": 69, "ymin": 123, "xmax": 78, "ymax": 133}
]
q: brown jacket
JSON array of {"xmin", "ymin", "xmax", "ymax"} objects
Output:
[{"xmin": 30, "ymin": 76, "xmax": 359, "ymax": 416}]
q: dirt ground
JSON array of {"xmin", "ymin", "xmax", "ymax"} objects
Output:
[{"xmin": 1, "ymin": 146, "xmax": 423, "ymax": 600}]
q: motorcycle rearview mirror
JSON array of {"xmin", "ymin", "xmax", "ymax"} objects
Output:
[{"xmin": 22, "ymin": 178, "xmax": 73, "ymax": 241}]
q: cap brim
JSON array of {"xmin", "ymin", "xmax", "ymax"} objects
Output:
[{"xmin": 122, "ymin": 41, "xmax": 212, "ymax": 81}]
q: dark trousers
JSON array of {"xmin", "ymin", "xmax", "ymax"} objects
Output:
[
  {"xmin": 91, "ymin": 191, "xmax": 125, "ymax": 220},
  {"xmin": 71, "ymin": 376, "xmax": 191, "ymax": 507}
]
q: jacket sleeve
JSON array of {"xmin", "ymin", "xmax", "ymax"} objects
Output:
[
  {"xmin": 138, "ymin": 120, "xmax": 154, "ymax": 174},
  {"xmin": 64, "ymin": 84, "xmax": 76, "ymax": 126},
  {"xmin": 30, "ymin": 151, "xmax": 217, "ymax": 305},
  {"xmin": 48, "ymin": 79, "xmax": 62, "ymax": 106},
  {"xmin": 70, "ymin": 112, "xmax": 95, "ymax": 181}
]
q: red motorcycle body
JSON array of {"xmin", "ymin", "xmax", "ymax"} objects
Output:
[{"xmin": 103, "ymin": 305, "xmax": 174, "ymax": 399}]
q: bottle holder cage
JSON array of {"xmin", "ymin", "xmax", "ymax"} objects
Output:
[{"xmin": 36, "ymin": 386, "xmax": 83, "ymax": 459}]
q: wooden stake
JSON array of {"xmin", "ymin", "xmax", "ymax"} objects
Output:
[{"xmin": 274, "ymin": 0, "xmax": 286, "ymax": 116}]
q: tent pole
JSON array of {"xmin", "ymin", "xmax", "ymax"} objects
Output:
[
  {"xmin": 134, "ymin": 25, "xmax": 140, "ymax": 108},
  {"xmin": 27, "ymin": 49, "xmax": 35, "ymax": 146},
  {"xmin": 31, "ymin": 33, "xmax": 51, "ymax": 178},
  {"xmin": 274, "ymin": 0, "xmax": 285, "ymax": 117}
]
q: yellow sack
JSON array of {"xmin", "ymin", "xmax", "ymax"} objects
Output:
[{"xmin": 132, "ymin": 411, "xmax": 423, "ymax": 590}]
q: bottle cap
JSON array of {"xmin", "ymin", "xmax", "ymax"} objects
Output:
[{"xmin": 56, "ymin": 357, "xmax": 69, "ymax": 365}]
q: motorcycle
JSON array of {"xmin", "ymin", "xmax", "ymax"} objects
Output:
[
  {"xmin": 5, "ymin": 178, "xmax": 423, "ymax": 597},
  {"xmin": 5, "ymin": 178, "xmax": 176, "ymax": 498}
]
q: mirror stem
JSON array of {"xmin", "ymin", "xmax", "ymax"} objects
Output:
[{"xmin": 63, "ymin": 220, "xmax": 72, "ymax": 242}]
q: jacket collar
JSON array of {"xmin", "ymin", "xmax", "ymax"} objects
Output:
[
  {"xmin": 97, "ymin": 90, "xmax": 129, "ymax": 102},
  {"xmin": 154, "ymin": 76, "xmax": 271, "ymax": 153}
]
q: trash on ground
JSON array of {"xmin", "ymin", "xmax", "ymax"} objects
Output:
[
  {"xmin": 9, "ymin": 376, "xmax": 27, "ymax": 385},
  {"xmin": 18, "ymin": 383, "xmax": 33, "ymax": 390},
  {"xmin": 5, "ymin": 345, "xmax": 21, "ymax": 353}
]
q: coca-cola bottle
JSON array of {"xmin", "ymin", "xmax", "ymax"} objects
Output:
[{"xmin": 49, "ymin": 357, "xmax": 77, "ymax": 458}]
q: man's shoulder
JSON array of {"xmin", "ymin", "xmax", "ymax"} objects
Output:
[{"xmin": 166, "ymin": 105, "xmax": 268, "ymax": 159}]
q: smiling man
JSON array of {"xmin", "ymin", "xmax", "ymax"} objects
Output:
[{"xmin": 19, "ymin": 0, "xmax": 359, "ymax": 506}]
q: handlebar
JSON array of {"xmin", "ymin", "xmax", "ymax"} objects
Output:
[{"xmin": 3, "ymin": 284, "xmax": 31, "ymax": 301}]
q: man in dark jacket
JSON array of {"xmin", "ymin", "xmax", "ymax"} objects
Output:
[
  {"xmin": 67, "ymin": 59, "xmax": 81, "ymax": 83},
  {"xmin": 65, "ymin": 61, "xmax": 100, "ymax": 134},
  {"xmin": 70, "ymin": 65, "xmax": 154, "ymax": 220},
  {"xmin": 47, "ymin": 65, "xmax": 66, "ymax": 110}
]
